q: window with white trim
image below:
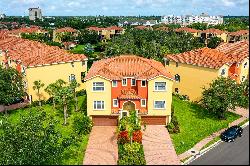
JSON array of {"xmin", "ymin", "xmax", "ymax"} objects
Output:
[
  {"xmin": 141, "ymin": 99, "xmax": 146, "ymax": 107},
  {"xmin": 93, "ymin": 101, "xmax": 105, "ymax": 110},
  {"xmin": 221, "ymin": 69, "xmax": 226, "ymax": 76},
  {"xmin": 154, "ymin": 101, "xmax": 165, "ymax": 109},
  {"xmin": 112, "ymin": 80, "xmax": 118, "ymax": 87},
  {"xmin": 93, "ymin": 82, "xmax": 104, "ymax": 91},
  {"xmin": 244, "ymin": 62, "xmax": 248, "ymax": 68},
  {"xmin": 113, "ymin": 99, "xmax": 118, "ymax": 107},
  {"xmin": 175, "ymin": 74, "xmax": 180, "ymax": 82},
  {"xmin": 122, "ymin": 78, "xmax": 127, "ymax": 86},
  {"xmin": 131, "ymin": 79, "xmax": 136, "ymax": 86},
  {"xmin": 141, "ymin": 80, "xmax": 146, "ymax": 87},
  {"xmin": 69, "ymin": 74, "xmax": 76, "ymax": 82},
  {"xmin": 154, "ymin": 82, "xmax": 166, "ymax": 91}
]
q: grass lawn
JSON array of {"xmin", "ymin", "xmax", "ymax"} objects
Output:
[
  {"xmin": 1, "ymin": 95, "xmax": 89, "ymax": 165},
  {"xmin": 70, "ymin": 45, "xmax": 85, "ymax": 54},
  {"xmin": 170, "ymin": 96, "xmax": 241, "ymax": 155}
]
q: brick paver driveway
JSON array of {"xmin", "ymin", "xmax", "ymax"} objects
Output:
[
  {"xmin": 83, "ymin": 126, "xmax": 118, "ymax": 165},
  {"xmin": 142, "ymin": 125, "xmax": 181, "ymax": 165}
]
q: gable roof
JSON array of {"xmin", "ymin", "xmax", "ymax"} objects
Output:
[
  {"xmin": 0, "ymin": 36, "xmax": 87, "ymax": 67},
  {"xmin": 229, "ymin": 30, "xmax": 249, "ymax": 36},
  {"xmin": 165, "ymin": 40, "xmax": 249, "ymax": 69},
  {"xmin": 201, "ymin": 28, "xmax": 227, "ymax": 35},
  {"xmin": 55, "ymin": 27, "xmax": 77, "ymax": 33},
  {"xmin": 9, "ymin": 26, "xmax": 48, "ymax": 36},
  {"xmin": 84, "ymin": 55, "xmax": 174, "ymax": 81},
  {"xmin": 175, "ymin": 27, "xmax": 201, "ymax": 33}
]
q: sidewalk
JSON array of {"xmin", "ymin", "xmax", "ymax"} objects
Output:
[{"xmin": 178, "ymin": 107, "xmax": 249, "ymax": 161}]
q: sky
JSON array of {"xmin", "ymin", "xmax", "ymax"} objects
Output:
[{"xmin": 0, "ymin": 0, "xmax": 249, "ymax": 16}]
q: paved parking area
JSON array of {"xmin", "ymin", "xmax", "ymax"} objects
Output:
[
  {"xmin": 142, "ymin": 125, "xmax": 181, "ymax": 165},
  {"xmin": 83, "ymin": 126, "xmax": 118, "ymax": 165}
]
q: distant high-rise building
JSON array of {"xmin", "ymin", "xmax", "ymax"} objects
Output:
[
  {"xmin": 28, "ymin": 7, "xmax": 42, "ymax": 21},
  {"xmin": 161, "ymin": 13, "xmax": 223, "ymax": 26},
  {"xmin": 0, "ymin": 12, "xmax": 6, "ymax": 19}
]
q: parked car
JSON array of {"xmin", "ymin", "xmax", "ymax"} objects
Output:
[{"xmin": 220, "ymin": 125, "xmax": 243, "ymax": 142}]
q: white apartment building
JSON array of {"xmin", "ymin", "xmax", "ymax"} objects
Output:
[{"xmin": 161, "ymin": 13, "xmax": 223, "ymax": 26}]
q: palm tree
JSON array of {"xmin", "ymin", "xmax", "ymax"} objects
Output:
[
  {"xmin": 45, "ymin": 83, "xmax": 57, "ymax": 108},
  {"xmin": 33, "ymin": 80, "xmax": 45, "ymax": 106},
  {"xmin": 70, "ymin": 80, "xmax": 80, "ymax": 111}
]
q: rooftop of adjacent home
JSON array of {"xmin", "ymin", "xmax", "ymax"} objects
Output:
[
  {"xmin": 86, "ymin": 26, "xmax": 123, "ymax": 31},
  {"xmin": 165, "ymin": 40, "xmax": 249, "ymax": 69},
  {"xmin": 175, "ymin": 27, "xmax": 201, "ymax": 33},
  {"xmin": 84, "ymin": 55, "xmax": 174, "ymax": 81},
  {"xmin": 9, "ymin": 26, "xmax": 48, "ymax": 35},
  {"xmin": 55, "ymin": 27, "xmax": 77, "ymax": 33},
  {"xmin": 201, "ymin": 28, "xmax": 227, "ymax": 35},
  {"xmin": 229, "ymin": 30, "xmax": 249, "ymax": 36},
  {"xmin": 0, "ymin": 36, "xmax": 87, "ymax": 67}
]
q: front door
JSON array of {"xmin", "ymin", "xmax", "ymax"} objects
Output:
[{"xmin": 123, "ymin": 101, "xmax": 135, "ymax": 111}]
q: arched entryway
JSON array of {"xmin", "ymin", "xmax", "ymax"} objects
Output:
[{"xmin": 123, "ymin": 101, "xmax": 136, "ymax": 111}]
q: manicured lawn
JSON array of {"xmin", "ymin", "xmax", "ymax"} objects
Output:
[
  {"xmin": 1, "ymin": 95, "xmax": 89, "ymax": 165},
  {"xmin": 170, "ymin": 96, "xmax": 241, "ymax": 155},
  {"xmin": 70, "ymin": 45, "xmax": 85, "ymax": 54}
]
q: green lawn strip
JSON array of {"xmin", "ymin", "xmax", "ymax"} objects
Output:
[
  {"xmin": 170, "ymin": 96, "xmax": 240, "ymax": 155},
  {"xmin": 200, "ymin": 136, "xmax": 221, "ymax": 151},
  {"xmin": 238, "ymin": 118, "xmax": 249, "ymax": 127},
  {"xmin": 1, "ymin": 96, "xmax": 89, "ymax": 165},
  {"xmin": 69, "ymin": 44, "xmax": 85, "ymax": 54}
]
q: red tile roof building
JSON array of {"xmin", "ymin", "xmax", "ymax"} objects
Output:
[
  {"xmin": 55, "ymin": 27, "xmax": 77, "ymax": 33},
  {"xmin": 175, "ymin": 27, "xmax": 201, "ymax": 33},
  {"xmin": 85, "ymin": 55, "xmax": 174, "ymax": 81}
]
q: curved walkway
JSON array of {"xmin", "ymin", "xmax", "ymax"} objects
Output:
[
  {"xmin": 142, "ymin": 125, "xmax": 181, "ymax": 165},
  {"xmin": 83, "ymin": 126, "xmax": 118, "ymax": 165}
]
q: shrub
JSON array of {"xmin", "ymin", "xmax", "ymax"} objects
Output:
[
  {"xmin": 167, "ymin": 105, "xmax": 180, "ymax": 134},
  {"xmin": 118, "ymin": 117, "xmax": 129, "ymax": 131},
  {"xmin": 118, "ymin": 131, "xmax": 130, "ymax": 145},
  {"xmin": 76, "ymin": 89, "xmax": 86, "ymax": 97},
  {"xmin": 46, "ymin": 97, "xmax": 54, "ymax": 104},
  {"xmin": 132, "ymin": 130, "xmax": 142, "ymax": 144},
  {"xmin": 118, "ymin": 142, "xmax": 146, "ymax": 165},
  {"xmin": 72, "ymin": 113, "xmax": 92, "ymax": 135}
]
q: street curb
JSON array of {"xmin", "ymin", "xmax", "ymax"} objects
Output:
[{"xmin": 182, "ymin": 120, "xmax": 249, "ymax": 165}]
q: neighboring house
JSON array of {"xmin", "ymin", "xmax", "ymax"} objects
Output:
[
  {"xmin": 0, "ymin": 36, "xmax": 88, "ymax": 101},
  {"xmin": 154, "ymin": 26, "xmax": 169, "ymax": 31},
  {"xmin": 63, "ymin": 42, "xmax": 76, "ymax": 50},
  {"xmin": 84, "ymin": 55, "xmax": 174, "ymax": 126},
  {"xmin": 200, "ymin": 28, "xmax": 228, "ymax": 43},
  {"xmin": 175, "ymin": 27, "xmax": 201, "ymax": 37},
  {"xmin": 53, "ymin": 27, "xmax": 78, "ymax": 43},
  {"xmin": 134, "ymin": 25, "xmax": 153, "ymax": 30},
  {"xmin": 28, "ymin": 7, "xmax": 42, "ymax": 21},
  {"xmin": 8, "ymin": 26, "xmax": 49, "ymax": 37},
  {"xmin": 164, "ymin": 40, "xmax": 249, "ymax": 101},
  {"xmin": 86, "ymin": 26, "xmax": 124, "ymax": 42},
  {"xmin": 227, "ymin": 30, "xmax": 249, "ymax": 43}
]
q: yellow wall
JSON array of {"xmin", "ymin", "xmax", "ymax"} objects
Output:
[
  {"xmin": 25, "ymin": 61, "xmax": 87, "ymax": 101},
  {"xmin": 147, "ymin": 76, "xmax": 173, "ymax": 123},
  {"xmin": 85, "ymin": 76, "xmax": 112, "ymax": 116},
  {"xmin": 239, "ymin": 58, "xmax": 249, "ymax": 83},
  {"xmin": 218, "ymin": 64, "xmax": 230, "ymax": 78},
  {"xmin": 218, "ymin": 33, "xmax": 228, "ymax": 42},
  {"xmin": 166, "ymin": 61, "xmax": 219, "ymax": 101}
]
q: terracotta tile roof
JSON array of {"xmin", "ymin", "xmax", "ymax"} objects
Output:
[
  {"xmin": 55, "ymin": 27, "xmax": 77, "ymax": 33},
  {"xmin": 0, "ymin": 30, "xmax": 9, "ymax": 40},
  {"xmin": 9, "ymin": 27, "xmax": 48, "ymax": 35},
  {"xmin": 85, "ymin": 55, "xmax": 174, "ymax": 81},
  {"xmin": 201, "ymin": 28, "xmax": 227, "ymax": 35},
  {"xmin": 175, "ymin": 27, "xmax": 201, "ymax": 33},
  {"xmin": 134, "ymin": 25, "xmax": 151, "ymax": 30},
  {"xmin": 155, "ymin": 26, "xmax": 169, "ymax": 31},
  {"xmin": 165, "ymin": 40, "xmax": 249, "ymax": 69},
  {"xmin": 118, "ymin": 89, "xmax": 142, "ymax": 99},
  {"xmin": 0, "ymin": 36, "xmax": 87, "ymax": 67},
  {"xmin": 87, "ymin": 26, "xmax": 124, "ymax": 31},
  {"xmin": 229, "ymin": 30, "xmax": 249, "ymax": 36}
]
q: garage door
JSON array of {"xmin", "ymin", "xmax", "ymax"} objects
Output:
[
  {"xmin": 92, "ymin": 116, "xmax": 118, "ymax": 126},
  {"xmin": 141, "ymin": 116, "xmax": 167, "ymax": 125}
]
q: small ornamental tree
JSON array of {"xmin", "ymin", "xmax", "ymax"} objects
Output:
[
  {"xmin": 0, "ymin": 109, "xmax": 72, "ymax": 165},
  {"xmin": 45, "ymin": 83, "xmax": 57, "ymax": 108},
  {"xmin": 207, "ymin": 36, "xmax": 223, "ymax": 49},
  {"xmin": 0, "ymin": 65, "xmax": 24, "ymax": 113},
  {"xmin": 32, "ymin": 80, "xmax": 45, "ymax": 106},
  {"xmin": 69, "ymin": 80, "xmax": 80, "ymax": 112},
  {"xmin": 201, "ymin": 77, "xmax": 244, "ymax": 119}
]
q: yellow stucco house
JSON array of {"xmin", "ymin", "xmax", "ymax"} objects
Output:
[
  {"xmin": 53, "ymin": 27, "xmax": 78, "ymax": 43},
  {"xmin": 227, "ymin": 30, "xmax": 249, "ymax": 43},
  {"xmin": 0, "ymin": 36, "xmax": 88, "ymax": 101},
  {"xmin": 164, "ymin": 40, "xmax": 249, "ymax": 101},
  {"xmin": 200, "ymin": 28, "xmax": 228, "ymax": 43},
  {"xmin": 175, "ymin": 27, "xmax": 201, "ymax": 37},
  {"xmin": 84, "ymin": 55, "xmax": 174, "ymax": 126}
]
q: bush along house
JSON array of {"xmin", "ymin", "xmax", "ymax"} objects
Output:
[{"xmin": 84, "ymin": 55, "xmax": 175, "ymax": 126}]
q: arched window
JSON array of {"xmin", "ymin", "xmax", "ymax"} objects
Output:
[{"xmin": 175, "ymin": 74, "xmax": 180, "ymax": 82}]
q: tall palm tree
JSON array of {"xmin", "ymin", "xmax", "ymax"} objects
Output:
[{"xmin": 33, "ymin": 80, "xmax": 45, "ymax": 106}]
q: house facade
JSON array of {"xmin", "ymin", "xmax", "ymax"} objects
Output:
[
  {"xmin": 164, "ymin": 40, "xmax": 249, "ymax": 101},
  {"xmin": 175, "ymin": 27, "xmax": 201, "ymax": 37},
  {"xmin": 53, "ymin": 27, "xmax": 78, "ymax": 43},
  {"xmin": 200, "ymin": 28, "xmax": 228, "ymax": 43},
  {"xmin": 227, "ymin": 30, "xmax": 249, "ymax": 43},
  {"xmin": 84, "ymin": 55, "xmax": 174, "ymax": 126},
  {"xmin": 0, "ymin": 36, "xmax": 87, "ymax": 101}
]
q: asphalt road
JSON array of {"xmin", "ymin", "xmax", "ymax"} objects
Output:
[{"xmin": 189, "ymin": 125, "xmax": 249, "ymax": 165}]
